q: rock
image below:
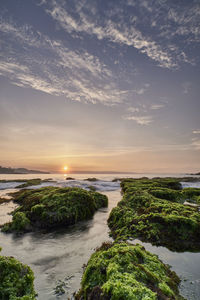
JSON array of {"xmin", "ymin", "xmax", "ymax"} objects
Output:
[
  {"xmin": 108, "ymin": 178, "xmax": 200, "ymax": 252},
  {"xmin": 2, "ymin": 187, "xmax": 108, "ymax": 233},
  {"xmin": 0, "ymin": 247, "xmax": 36, "ymax": 299},
  {"xmin": 84, "ymin": 177, "xmax": 98, "ymax": 182},
  {"xmin": 75, "ymin": 242, "xmax": 185, "ymax": 300}
]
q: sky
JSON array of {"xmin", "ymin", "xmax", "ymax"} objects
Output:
[{"xmin": 0, "ymin": 0, "xmax": 200, "ymax": 173}]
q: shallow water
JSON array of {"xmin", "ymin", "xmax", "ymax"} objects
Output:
[
  {"xmin": 130, "ymin": 240, "xmax": 200, "ymax": 300},
  {"xmin": 0, "ymin": 189, "xmax": 120, "ymax": 299},
  {"xmin": 0, "ymin": 173, "xmax": 200, "ymax": 299}
]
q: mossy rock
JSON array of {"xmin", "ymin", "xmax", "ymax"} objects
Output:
[
  {"xmin": 0, "ymin": 249, "xmax": 36, "ymax": 299},
  {"xmin": 2, "ymin": 187, "xmax": 108, "ymax": 233},
  {"xmin": 120, "ymin": 178, "xmax": 182, "ymax": 194},
  {"xmin": 84, "ymin": 178, "xmax": 98, "ymax": 182},
  {"xmin": 76, "ymin": 242, "xmax": 185, "ymax": 300},
  {"xmin": 108, "ymin": 178, "xmax": 200, "ymax": 251},
  {"xmin": 0, "ymin": 178, "xmax": 52, "ymax": 189},
  {"xmin": 2, "ymin": 212, "xmax": 31, "ymax": 233},
  {"xmin": 16, "ymin": 178, "xmax": 53, "ymax": 188}
]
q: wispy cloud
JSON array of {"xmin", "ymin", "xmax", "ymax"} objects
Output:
[
  {"xmin": 167, "ymin": 5, "xmax": 200, "ymax": 43},
  {"xmin": 0, "ymin": 61, "xmax": 28, "ymax": 75},
  {"xmin": 133, "ymin": 83, "xmax": 150, "ymax": 95},
  {"xmin": 192, "ymin": 139, "xmax": 200, "ymax": 150},
  {"xmin": 124, "ymin": 100, "xmax": 166, "ymax": 124},
  {"xmin": 182, "ymin": 82, "xmax": 191, "ymax": 94},
  {"xmin": 127, "ymin": 107, "xmax": 140, "ymax": 113},
  {"xmin": 44, "ymin": 0, "xmax": 181, "ymax": 69},
  {"xmin": 0, "ymin": 19, "xmax": 131, "ymax": 105},
  {"xmin": 150, "ymin": 104, "xmax": 165, "ymax": 110},
  {"xmin": 193, "ymin": 130, "xmax": 200, "ymax": 134},
  {"xmin": 132, "ymin": 0, "xmax": 198, "ymax": 66},
  {"xmin": 123, "ymin": 115, "xmax": 153, "ymax": 125}
]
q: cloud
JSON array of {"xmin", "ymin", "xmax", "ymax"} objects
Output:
[
  {"xmin": 124, "ymin": 101, "xmax": 165, "ymax": 123},
  {"xmin": 45, "ymin": 0, "xmax": 180, "ymax": 69},
  {"xmin": 127, "ymin": 107, "xmax": 140, "ymax": 113},
  {"xmin": 44, "ymin": 0, "xmax": 200, "ymax": 68},
  {"xmin": 123, "ymin": 115, "xmax": 153, "ymax": 125},
  {"xmin": 0, "ymin": 20, "xmax": 42, "ymax": 48},
  {"xmin": 0, "ymin": 19, "xmax": 131, "ymax": 105},
  {"xmin": 140, "ymin": 0, "xmax": 153, "ymax": 12},
  {"xmin": 133, "ymin": 83, "xmax": 150, "ymax": 95},
  {"xmin": 193, "ymin": 130, "xmax": 200, "ymax": 134},
  {"xmin": 167, "ymin": 5, "xmax": 200, "ymax": 43},
  {"xmin": 0, "ymin": 61, "xmax": 28, "ymax": 75},
  {"xmin": 182, "ymin": 82, "xmax": 191, "ymax": 94},
  {"xmin": 136, "ymin": 1, "xmax": 199, "ymax": 65},
  {"xmin": 150, "ymin": 104, "xmax": 165, "ymax": 110},
  {"xmin": 192, "ymin": 139, "xmax": 200, "ymax": 150}
]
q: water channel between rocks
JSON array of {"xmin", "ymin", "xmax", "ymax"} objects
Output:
[
  {"xmin": 0, "ymin": 190, "xmax": 120, "ymax": 299},
  {"xmin": 0, "ymin": 175, "xmax": 200, "ymax": 299}
]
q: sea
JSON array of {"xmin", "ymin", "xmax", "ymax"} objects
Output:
[{"xmin": 0, "ymin": 173, "xmax": 200, "ymax": 299}]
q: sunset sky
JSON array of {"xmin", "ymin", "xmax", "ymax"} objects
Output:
[{"xmin": 0, "ymin": 0, "xmax": 200, "ymax": 173}]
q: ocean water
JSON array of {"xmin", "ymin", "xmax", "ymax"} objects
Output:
[{"xmin": 0, "ymin": 173, "xmax": 200, "ymax": 299}]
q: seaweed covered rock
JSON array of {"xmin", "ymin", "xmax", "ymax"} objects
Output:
[
  {"xmin": 84, "ymin": 178, "xmax": 98, "ymax": 182},
  {"xmin": 16, "ymin": 178, "xmax": 47, "ymax": 188},
  {"xmin": 120, "ymin": 178, "xmax": 183, "ymax": 194},
  {"xmin": 76, "ymin": 242, "xmax": 184, "ymax": 300},
  {"xmin": 0, "ymin": 178, "xmax": 53, "ymax": 188},
  {"xmin": 108, "ymin": 178, "xmax": 200, "ymax": 251},
  {"xmin": 0, "ymin": 248, "xmax": 36, "ymax": 299},
  {"xmin": 2, "ymin": 187, "xmax": 108, "ymax": 233}
]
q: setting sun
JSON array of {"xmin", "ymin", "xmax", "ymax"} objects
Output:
[{"xmin": 63, "ymin": 166, "xmax": 68, "ymax": 171}]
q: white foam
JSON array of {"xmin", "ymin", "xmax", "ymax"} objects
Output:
[
  {"xmin": 0, "ymin": 182, "xmax": 25, "ymax": 190},
  {"xmin": 27, "ymin": 179, "xmax": 120, "ymax": 192},
  {"xmin": 181, "ymin": 182, "xmax": 200, "ymax": 189}
]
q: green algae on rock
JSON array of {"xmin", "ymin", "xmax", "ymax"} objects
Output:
[
  {"xmin": 16, "ymin": 178, "xmax": 47, "ymax": 188},
  {"xmin": 84, "ymin": 178, "xmax": 99, "ymax": 182},
  {"xmin": 108, "ymin": 178, "xmax": 200, "ymax": 252},
  {"xmin": 75, "ymin": 242, "xmax": 185, "ymax": 300},
  {"xmin": 0, "ymin": 178, "xmax": 53, "ymax": 189},
  {"xmin": 0, "ymin": 248, "xmax": 36, "ymax": 300},
  {"xmin": 2, "ymin": 187, "xmax": 108, "ymax": 233}
]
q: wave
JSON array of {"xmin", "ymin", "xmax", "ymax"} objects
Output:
[
  {"xmin": 29, "ymin": 179, "xmax": 121, "ymax": 192},
  {"xmin": 181, "ymin": 182, "xmax": 200, "ymax": 189},
  {"xmin": 0, "ymin": 182, "xmax": 26, "ymax": 190}
]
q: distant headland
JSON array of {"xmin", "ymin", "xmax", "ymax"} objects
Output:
[{"xmin": 0, "ymin": 166, "xmax": 50, "ymax": 174}]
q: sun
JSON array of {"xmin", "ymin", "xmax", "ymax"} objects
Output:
[{"xmin": 63, "ymin": 166, "xmax": 68, "ymax": 171}]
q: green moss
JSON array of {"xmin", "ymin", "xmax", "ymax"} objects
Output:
[
  {"xmin": 2, "ymin": 187, "xmax": 108, "ymax": 233},
  {"xmin": 16, "ymin": 178, "xmax": 52, "ymax": 188},
  {"xmin": 0, "ymin": 178, "xmax": 53, "ymax": 188},
  {"xmin": 84, "ymin": 178, "xmax": 98, "ymax": 182},
  {"xmin": 2, "ymin": 212, "xmax": 31, "ymax": 233},
  {"xmin": 108, "ymin": 178, "xmax": 200, "ymax": 251},
  {"xmin": 148, "ymin": 187, "xmax": 181, "ymax": 202},
  {"xmin": 181, "ymin": 188, "xmax": 200, "ymax": 203},
  {"xmin": 87, "ymin": 185, "xmax": 97, "ymax": 192},
  {"xmin": 0, "ymin": 249, "xmax": 36, "ymax": 299},
  {"xmin": 76, "ymin": 242, "xmax": 184, "ymax": 300}
]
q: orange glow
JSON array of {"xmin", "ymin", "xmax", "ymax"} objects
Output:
[{"xmin": 63, "ymin": 166, "xmax": 68, "ymax": 171}]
